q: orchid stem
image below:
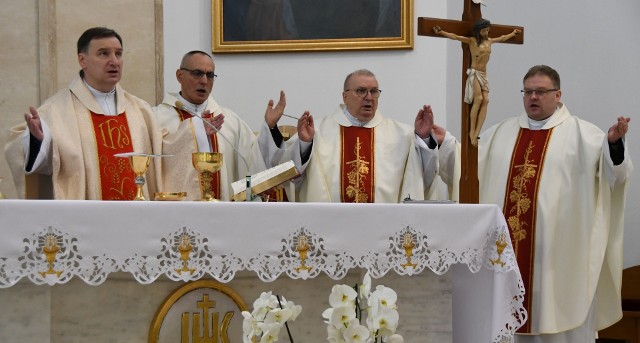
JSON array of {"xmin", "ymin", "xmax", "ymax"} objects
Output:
[{"xmin": 276, "ymin": 294, "xmax": 295, "ymax": 343}]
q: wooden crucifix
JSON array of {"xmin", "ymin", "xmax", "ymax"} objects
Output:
[{"xmin": 418, "ymin": 1, "xmax": 524, "ymax": 204}]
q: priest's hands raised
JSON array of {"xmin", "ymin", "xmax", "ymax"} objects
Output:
[
  {"xmin": 414, "ymin": 105, "xmax": 434, "ymax": 139},
  {"xmin": 264, "ymin": 90, "xmax": 286, "ymax": 129},
  {"xmin": 608, "ymin": 116, "xmax": 630, "ymax": 143},
  {"xmin": 24, "ymin": 106, "xmax": 44, "ymax": 141},
  {"xmin": 202, "ymin": 110, "xmax": 224, "ymax": 135},
  {"xmin": 297, "ymin": 111, "xmax": 314, "ymax": 142}
]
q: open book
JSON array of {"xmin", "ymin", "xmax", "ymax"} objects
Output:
[{"xmin": 231, "ymin": 160, "xmax": 299, "ymax": 201}]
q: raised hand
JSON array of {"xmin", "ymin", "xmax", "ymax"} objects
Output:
[
  {"xmin": 264, "ymin": 90, "xmax": 286, "ymax": 128},
  {"xmin": 24, "ymin": 106, "xmax": 44, "ymax": 141},
  {"xmin": 202, "ymin": 110, "xmax": 225, "ymax": 135},
  {"xmin": 608, "ymin": 116, "xmax": 631, "ymax": 143},
  {"xmin": 414, "ymin": 105, "xmax": 434, "ymax": 139},
  {"xmin": 432, "ymin": 124, "xmax": 447, "ymax": 146},
  {"xmin": 297, "ymin": 111, "xmax": 314, "ymax": 142}
]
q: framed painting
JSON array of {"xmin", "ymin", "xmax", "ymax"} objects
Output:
[{"xmin": 212, "ymin": 0, "xmax": 413, "ymax": 53}]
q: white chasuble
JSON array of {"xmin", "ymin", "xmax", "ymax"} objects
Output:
[
  {"xmin": 274, "ymin": 105, "xmax": 433, "ymax": 203},
  {"xmin": 155, "ymin": 93, "xmax": 267, "ymax": 201},
  {"xmin": 439, "ymin": 103, "xmax": 633, "ymax": 335},
  {"xmin": 5, "ymin": 76, "xmax": 162, "ymax": 200}
]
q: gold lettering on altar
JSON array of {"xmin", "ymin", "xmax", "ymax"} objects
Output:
[
  {"xmin": 97, "ymin": 118, "xmax": 131, "ymax": 150},
  {"xmin": 345, "ymin": 137, "xmax": 370, "ymax": 203},
  {"xmin": 149, "ymin": 280, "xmax": 248, "ymax": 343},
  {"xmin": 181, "ymin": 294, "xmax": 234, "ymax": 343},
  {"xmin": 506, "ymin": 141, "xmax": 537, "ymax": 255}
]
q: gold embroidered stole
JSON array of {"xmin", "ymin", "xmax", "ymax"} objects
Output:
[
  {"xmin": 90, "ymin": 111, "xmax": 137, "ymax": 200},
  {"xmin": 340, "ymin": 126, "xmax": 375, "ymax": 203},
  {"xmin": 502, "ymin": 128, "xmax": 553, "ymax": 333},
  {"xmin": 175, "ymin": 107, "xmax": 221, "ymax": 199}
]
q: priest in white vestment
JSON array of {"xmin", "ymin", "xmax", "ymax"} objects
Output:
[
  {"xmin": 155, "ymin": 51, "xmax": 272, "ymax": 201},
  {"xmin": 259, "ymin": 69, "xmax": 439, "ymax": 203},
  {"xmin": 438, "ymin": 65, "xmax": 633, "ymax": 342},
  {"xmin": 4, "ymin": 27, "xmax": 162, "ymax": 200}
]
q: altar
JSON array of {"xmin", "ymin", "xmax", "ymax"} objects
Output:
[{"xmin": 0, "ymin": 201, "xmax": 525, "ymax": 342}]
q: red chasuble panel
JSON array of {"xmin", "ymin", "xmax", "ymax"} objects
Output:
[
  {"xmin": 502, "ymin": 128, "xmax": 553, "ymax": 333},
  {"xmin": 175, "ymin": 107, "xmax": 221, "ymax": 200},
  {"xmin": 340, "ymin": 126, "xmax": 375, "ymax": 203},
  {"xmin": 90, "ymin": 112, "xmax": 137, "ymax": 200}
]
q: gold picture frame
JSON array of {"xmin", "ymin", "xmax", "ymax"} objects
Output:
[{"xmin": 212, "ymin": 0, "xmax": 414, "ymax": 53}]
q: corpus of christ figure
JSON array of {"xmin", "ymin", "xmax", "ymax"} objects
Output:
[{"xmin": 433, "ymin": 19, "xmax": 521, "ymax": 147}]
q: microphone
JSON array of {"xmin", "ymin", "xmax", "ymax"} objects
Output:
[{"xmin": 175, "ymin": 101, "xmax": 253, "ymax": 201}]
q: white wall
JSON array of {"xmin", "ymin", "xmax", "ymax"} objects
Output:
[
  {"xmin": 162, "ymin": 0, "xmax": 448, "ymax": 130},
  {"xmin": 164, "ymin": 0, "xmax": 639, "ymax": 267}
]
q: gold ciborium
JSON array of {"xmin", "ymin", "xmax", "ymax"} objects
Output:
[
  {"xmin": 192, "ymin": 152, "xmax": 223, "ymax": 201},
  {"xmin": 129, "ymin": 155, "xmax": 151, "ymax": 201}
]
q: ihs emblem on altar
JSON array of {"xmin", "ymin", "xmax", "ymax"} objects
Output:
[
  {"xmin": 39, "ymin": 230, "xmax": 62, "ymax": 277},
  {"xmin": 149, "ymin": 280, "xmax": 248, "ymax": 343},
  {"xmin": 181, "ymin": 294, "xmax": 233, "ymax": 343}
]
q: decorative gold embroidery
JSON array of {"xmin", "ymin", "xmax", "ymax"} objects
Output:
[
  {"xmin": 400, "ymin": 232, "xmax": 417, "ymax": 269},
  {"xmin": 176, "ymin": 231, "xmax": 196, "ymax": 275},
  {"xmin": 345, "ymin": 137, "xmax": 370, "ymax": 203},
  {"xmin": 506, "ymin": 141, "xmax": 537, "ymax": 255},
  {"xmin": 294, "ymin": 234, "xmax": 312, "ymax": 272},
  {"xmin": 39, "ymin": 232, "xmax": 62, "ymax": 277},
  {"xmin": 490, "ymin": 233, "xmax": 508, "ymax": 267}
]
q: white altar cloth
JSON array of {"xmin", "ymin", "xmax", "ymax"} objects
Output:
[{"xmin": 0, "ymin": 200, "xmax": 525, "ymax": 342}]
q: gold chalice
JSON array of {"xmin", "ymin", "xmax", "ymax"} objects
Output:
[
  {"xmin": 0, "ymin": 177, "xmax": 5, "ymax": 199},
  {"xmin": 129, "ymin": 155, "xmax": 151, "ymax": 201},
  {"xmin": 192, "ymin": 152, "xmax": 223, "ymax": 201}
]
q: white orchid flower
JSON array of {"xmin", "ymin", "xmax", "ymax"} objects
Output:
[
  {"xmin": 326, "ymin": 323, "xmax": 344, "ymax": 343},
  {"xmin": 360, "ymin": 271, "xmax": 372, "ymax": 300},
  {"xmin": 368, "ymin": 285, "xmax": 398, "ymax": 318},
  {"xmin": 386, "ymin": 334, "xmax": 405, "ymax": 343},
  {"xmin": 257, "ymin": 322, "xmax": 282, "ymax": 343},
  {"xmin": 264, "ymin": 308, "xmax": 292, "ymax": 325},
  {"xmin": 369, "ymin": 307, "xmax": 399, "ymax": 337},
  {"xmin": 243, "ymin": 292, "xmax": 301, "ymax": 343},
  {"xmin": 282, "ymin": 301, "xmax": 302, "ymax": 321},
  {"xmin": 322, "ymin": 307, "xmax": 334, "ymax": 323},
  {"xmin": 241, "ymin": 311, "xmax": 257, "ymax": 343},
  {"xmin": 329, "ymin": 284, "xmax": 358, "ymax": 308},
  {"xmin": 331, "ymin": 305, "xmax": 357, "ymax": 328},
  {"xmin": 343, "ymin": 323, "xmax": 370, "ymax": 343}
]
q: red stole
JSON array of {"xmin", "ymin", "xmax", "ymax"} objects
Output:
[
  {"xmin": 502, "ymin": 128, "xmax": 553, "ymax": 333},
  {"xmin": 90, "ymin": 111, "xmax": 137, "ymax": 200},
  {"xmin": 175, "ymin": 107, "xmax": 221, "ymax": 200},
  {"xmin": 340, "ymin": 126, "xmax": 375, "ymax": 203}
]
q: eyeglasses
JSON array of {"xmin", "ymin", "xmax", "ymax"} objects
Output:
[
  {"xmin": 345, "ymin": 88, "xmax": 382, "ymax": 98},
  {"xmin": 521, "ymin": 89, "xmax": 558, "ymax": 97},
  {"xmin": 181, "ymin": 68, "xmax": 218, "ymax": 81}
]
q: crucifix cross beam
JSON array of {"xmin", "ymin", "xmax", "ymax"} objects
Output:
[{"xmin": 417, "ymin": 1, "xmax": 524, "ymax": 204}]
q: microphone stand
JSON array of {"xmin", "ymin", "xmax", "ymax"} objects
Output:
[{"xmin": 176, "ymin": 102, "xmax": 253, "ymax": 201}]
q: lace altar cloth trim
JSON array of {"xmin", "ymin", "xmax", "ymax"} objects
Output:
[{"xmin": 0, "ymin": 201, "xmax": 526, "ymax": 342}]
